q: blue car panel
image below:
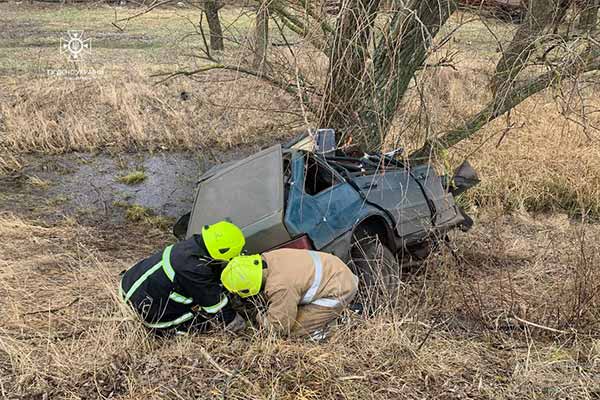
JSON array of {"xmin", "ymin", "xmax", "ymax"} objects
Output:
[
  {"xmin": 178, "ymin": 139, "xmax": 478, "ymax": 260},
  {"xmin": 352, "ymin": 170, "xmax": 432, "ymax": 241}
]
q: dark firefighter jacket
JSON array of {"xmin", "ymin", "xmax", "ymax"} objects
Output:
[{"xmin": 119, "ymin": 235, "xmax": 232, "ymax": 330}]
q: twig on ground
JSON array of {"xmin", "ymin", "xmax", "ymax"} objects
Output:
[
  {"xmin": 338, "ymin": 375, "xmax": 367, "ymax": 381},
  {"xmin": 511, "ymin": 316, "xmax": 570, "ymax": 335},
  {"xmin": 21, "ymin": 297, "xmax": 80, "ymax": 317},
  {"xmin": 199, "ymin": 346, "xmax": 255, "ymax": 388},
  {"xmin": 77, "ymin": 317, "xmax": 135, "ymax": 322}
]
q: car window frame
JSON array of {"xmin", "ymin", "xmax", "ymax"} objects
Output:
[{"xmin": 301, "ymin": 153, "xmax": 345, "ymax": 198}]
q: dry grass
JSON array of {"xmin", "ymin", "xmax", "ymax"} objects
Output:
[
  {"xmin": 0, "ymin": 152, "xmax": 24, "ymax": 175},
  {"xmin": 0, "ymin": 69, "xmax": 299, "ymax": 154},
  {"xmin": 0, "ymin": 2, "xmax": 302, "ymax": 156},
  {"xmin": 463, "ymin": 82, "xmax": 600, "ymax": 219},
  {"xmin": 1, "ymin": 212, "xmax": 599, "ymax": 398}
]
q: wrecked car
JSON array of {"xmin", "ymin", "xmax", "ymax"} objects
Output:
[{"xmin": 174, "ymin": 132, "xmax": 479, "ymax": 285}]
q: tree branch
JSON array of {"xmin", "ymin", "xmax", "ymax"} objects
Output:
[
  {"xmin": 21, "ymin": 297, "xmax": 80, "ymax": 316},
  {"xmin": 270, "ymin": 1, "xmax": 328, "ymax": 50},
  {"xmin": 112, "ymin": 0, "xmax": 175, "ymax": 30},
  {"xmin": 270, "ymin": 2, "xmax": 308, "ymax": 36},
  {"xmin": 151, "ymin": 64, "xmax": 317, "ymax": 113},
  {"xmin": 294, "ymin": 0, "xmax": 336, "ymax": 35},
  {"xmin": 410, "ymin": 50, "xmax": 600, "ymax": 160},
  {"xmin": 493, "ymin": 0, "xmax": 571, "ymax": 95}
]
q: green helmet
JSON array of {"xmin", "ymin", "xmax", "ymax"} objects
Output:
[
  {"xmin": 221, "ymin": 254, "xmax": 263, "ymax": 298},
  {"xmin": 202, "ymin": 221, "xmax": 245, "ymax": 261}
]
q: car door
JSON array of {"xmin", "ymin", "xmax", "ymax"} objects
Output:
[
  {"xmin": 284, "ymin": 152, "xmax": 363, "ymax": 249},
  {"xmin": 186, "ymin": 144, "xmax": 292, "ymax": 253}
]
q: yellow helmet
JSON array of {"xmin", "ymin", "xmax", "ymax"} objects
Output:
[
  {"xmin": 221, "ymin": 254, "xmax": 263, "ymax": 298},
  {"xmin": 202, "ymin": 221, "xmax": 245, "ymax": 261}
]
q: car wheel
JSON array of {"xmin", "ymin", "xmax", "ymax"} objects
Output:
[
  {"xmin": 173, "ymin": 212, "xmax": 191, "ymax": 240},
  {"xmin": 349, "ymin": 231, "xmax": 400, "ymax": 303}
]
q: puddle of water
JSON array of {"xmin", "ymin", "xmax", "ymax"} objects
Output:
[
  {"xmin": 38, "ymin": 153, "xmax": 201, "ymax": 219},
  {"xmin": 4, "ymin": 147, "xmax": 261, "ymax": 225}
]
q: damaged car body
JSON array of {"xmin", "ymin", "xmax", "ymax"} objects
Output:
[{"xmin": 174, "ymin": 133, "xmax": 479, "ymax": 283}]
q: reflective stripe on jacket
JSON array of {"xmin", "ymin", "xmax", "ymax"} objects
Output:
[
  {"xmin": 261, "ymin": 249, "xmax": 359, "ymax": 335},
  {"xmin": 120, "ymin": 235, "xmax": 229, "ymax": 329}
]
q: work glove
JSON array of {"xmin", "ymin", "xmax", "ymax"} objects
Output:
[{"xmin": 224, "ymin": 312, "xmax": 246, "ymax": 333}]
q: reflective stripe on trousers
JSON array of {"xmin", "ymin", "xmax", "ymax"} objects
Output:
[
  {"xmin": 202, "ymin": 294, "xmax": 229, "ymax": 314},
  {"xmin": 301, "ymin": 251, "xmax": 342, "ymax": 308},
  {"xmin": 143, "ymin": 312, "xmax": 195, "ymax": 329}
]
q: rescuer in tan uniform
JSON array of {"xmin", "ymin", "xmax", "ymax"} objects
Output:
[{"xmin": 221, "ymin": 249, "xmax": 359, "ymax": 337}]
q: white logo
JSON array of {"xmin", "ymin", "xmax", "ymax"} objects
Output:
[{"xmin": 60, "ymin": 31, "xmax": 91, "ymax": 60}]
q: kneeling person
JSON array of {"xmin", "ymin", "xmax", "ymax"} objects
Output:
[
  {"xmin": 120, "ymin": 221, "xmax": 245, "ymax": 334},
  {"xmin": 221, "ymin": 249, "xmax": 358, "ymax": 337}
]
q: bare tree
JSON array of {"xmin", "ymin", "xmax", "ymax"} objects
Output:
[
  {"xmin": 412, "ymin": 0, "xmax": 599, "ymax": 158},
  {"xmin": 254, "ymin": 0, "xmax": 270, "ymax": 71},
  {"xmin": 204, "ymin": 0, "xmax": 224, "ymax": 51},
  {"xmin": 156, "ymin": 0, "xmax": 600, "ymax": 156}
]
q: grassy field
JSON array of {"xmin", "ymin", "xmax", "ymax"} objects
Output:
[
  {"xmin": 0, "ymin": 3, "xmax": 257, "ymax": 74},
  {"xmin": 0, "ymin": 2, "xmax": 300, "ymax": 155},
  {"xmin": 1, "ymin": 208, "xmax": 599, "ymax": 398},
  {"xmin": 1, "ymin": 3, "xmax": 600, "ymax": 398}
]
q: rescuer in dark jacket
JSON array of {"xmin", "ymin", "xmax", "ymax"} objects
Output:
[{"xmin": 119, "ymin": 221, "xmax": 246, "ymax": 334}]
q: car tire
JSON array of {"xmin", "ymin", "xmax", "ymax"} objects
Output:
[{"xmin": 349, "ymin": 231, "xmax": 400, "ymax": 303}]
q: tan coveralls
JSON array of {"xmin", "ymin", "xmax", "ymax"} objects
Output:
[{"xmin": 260, "ymin": 249, "xmax": 359, "ymax": 337}]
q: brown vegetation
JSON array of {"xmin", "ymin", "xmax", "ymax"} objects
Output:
[
  {"xmin": 0, "ymin": 71, "xmax": 298, "ymax": 154},
  {"xmin": 1, "ymin": 211, "xmax": 599, "ymax": 398}
]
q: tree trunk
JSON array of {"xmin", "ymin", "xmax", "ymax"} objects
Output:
[
  {"xmin": 579, "ymin": 0, "xmax": 599, "ymax": 32},
  {"xmin": 361, "ymin": 0, "xmax": 456, "ymax": 149},
  {"xmin": 318, "ymin": 0, "xmax": 382, "ymax": 141},
  {"xmin": 319, "ymin": 0, "xmax": 456, "ymax": 150},
  {"xmin": 254, "ymin": 0, "xmax": 269, "ymax": 71},
  {"xmin": 205, "ymin": 0, "xmax": 224, "ymax": 51},
  {"xmin": 493, "ymin": 0, "xmax": 569, "ymax": 95}
]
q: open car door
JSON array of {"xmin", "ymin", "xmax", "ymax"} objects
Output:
[{"xmin": 186, "ymin": 144, "xmax": 291, "ymax": 253}]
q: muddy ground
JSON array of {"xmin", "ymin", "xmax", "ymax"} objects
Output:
[{"xmin": 0, "ymin": 148, "xmax": 262, "ymax": 229}]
